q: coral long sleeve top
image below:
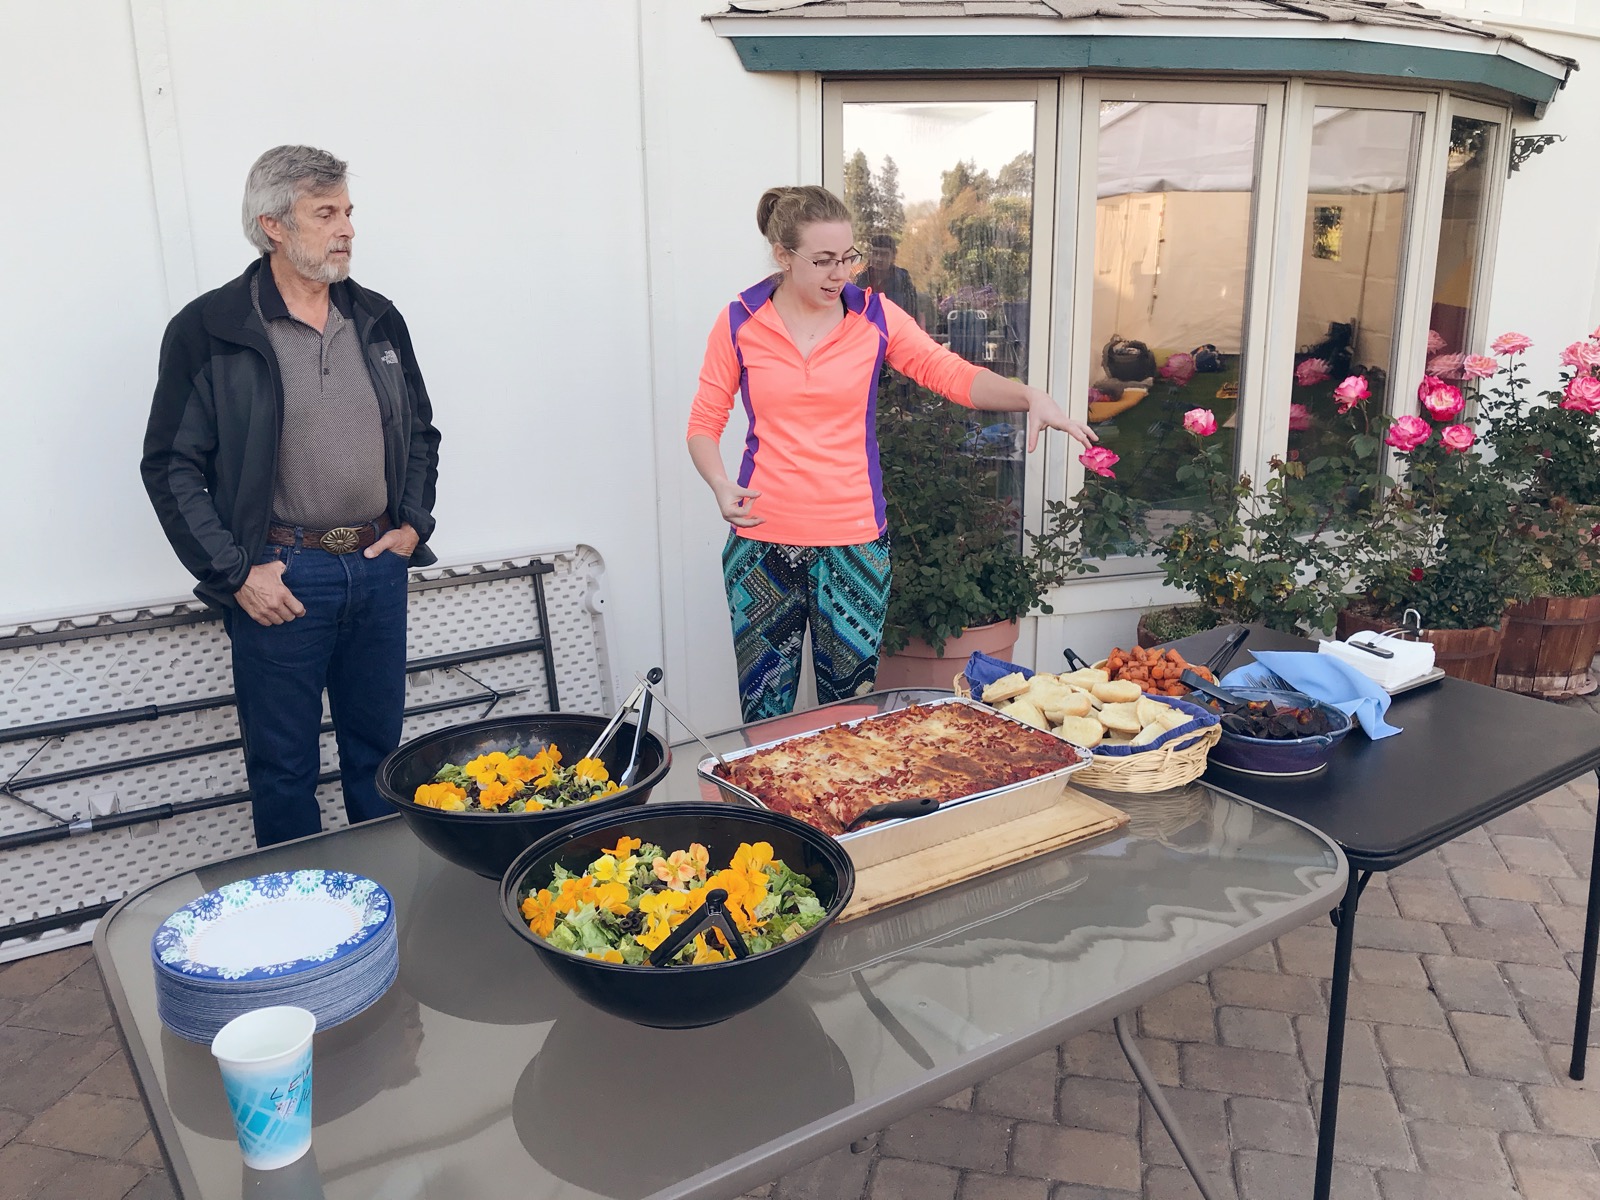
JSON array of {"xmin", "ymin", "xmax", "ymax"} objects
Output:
[{"xmin": 687, "ymin": 277, "xmax": 982, "ymax": 547}]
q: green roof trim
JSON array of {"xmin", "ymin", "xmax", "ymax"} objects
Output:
[{"xmin": 726, "ymin": 34, "xmax": 1563, "ymax": 106}]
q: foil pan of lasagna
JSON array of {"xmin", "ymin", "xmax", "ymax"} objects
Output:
[{"xmin": 698, "ymin": 697, "xmax": 1093, "ymax": 865}]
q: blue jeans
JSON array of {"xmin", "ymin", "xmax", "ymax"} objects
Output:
[{"xmin": 225, "ymin": 539, "xmax": 409, "ymax": 847}]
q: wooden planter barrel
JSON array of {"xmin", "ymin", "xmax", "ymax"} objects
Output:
[
  {"xmin": 876, "ymin": 620, "xmax": 1019, "ymax": 691},
  {"xmin": 1336, "ymin": 609, "xmax": 1505, "ymax": 687},
  {"xmin": 1494, "ymin": 595, "xmax": 1600, "ymax": 699}
]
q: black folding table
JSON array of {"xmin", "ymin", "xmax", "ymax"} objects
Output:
[{"xmin": 1167, "ymin": 625, "xmax": 1600, "ymax": 1200}]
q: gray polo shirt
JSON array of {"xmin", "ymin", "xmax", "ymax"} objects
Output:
[{"xmin": 252, "ymin": 266, "xmax": 387, "ymax": 529}]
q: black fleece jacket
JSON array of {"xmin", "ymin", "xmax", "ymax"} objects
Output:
[{"xmin": 142, "ymin": 258, "xmax": 441, "ymax": 608}]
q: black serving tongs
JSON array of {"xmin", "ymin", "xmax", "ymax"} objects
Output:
[
  {"xmin": 583, "ymin": 666, "xmax": 664, "ymax": 787},
  {"xmin": 1203, "ymin": 627, "xmax": 1250, "ymax": 677},
  {"xmin": 646, "ymin": 888, "xmax": 751, "ymax": 966},
  {"xmin": 845, "ymin": 796, "xmax": 941, "ymax": 831},
  {"xmin": 1180, "ymin": 669, "xmax": 1246, "ymax": 709}
]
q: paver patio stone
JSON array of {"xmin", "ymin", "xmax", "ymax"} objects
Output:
[
  {"xmin": 1294, "ymin": 1015, "xmax": 1387, "ymax": 1086},
  {"xmin": 974, "ymin": 1051, "xmax": 1059, "ymax": 1122},
  {"xmin": 1374, "ymin": 1170, "xmax": 1521, "ymax": 1200},
  {"xmin": 0, "ymin": 949, "xmax": 91, "ymax": 1001},
  {"xmin": 1529, "ymin": 800, "xmax": 1593, "ymax": 832},
  {"xmin": 1337, "ymin": 979, "xmax": 1449, "ymax": 1029},
  {"xmin": 0, "ymin": 1142, "xmax": 143, "ymax": 1200},
  {"xmin": 0, "ymin": 1107, "xmax": 26, "ymax": 1146},
  {"xmin": 0, "ymin": 1031, "xmax": 119, "ymax": 1115},
  {"xmin": 1352, "ymin": 948, "xmax": 1429, "ymax": 989},
  {"xmin": 122, "ymin": 1173, "xmax": 176, "ymax": 1200},
  {"xmin": 125, "ymin": 1131, "xmax": 163, "ymax": 1169},
  {"xmin": 1539, "ymin": 902, "xmax": 1589, "ymax": 953},
  {"xmin": 1484, "ymin": 808, "xmax": 1547, "ymax": 838},
  {"xmin": 10, "ymin": 984, "xmax": 115, "ymax": 1038},
  {"xmin": 1138, "ymin": 1089, "xmax": 1229, "ymax": 1171},
  {"xmin": 1494, "ymin": 833, "xmax": 1580, "ymax": 879},
  {"xmin": 879, "ymin": 1107, "xmax": 1011, "ymax": 1173},
  {"xmin": 1388, "ymin": 878, "xmax": 1471, "ymax": 925},
  {"xmin": 1305, "ymin": 1083, "xmax": 1414, "ymax": 1169},
  {"xmin": 1010, "ymin": 1125, "xmax": 1139, "ymax": 1192},
  {"xmin": 1420, "ymin": 954, "xmax": 1518, "ymax": 1016},
  {"xmin": 955, "ymin": 1173, "xmax": 1052, "ymax": 1200},
  {"xmin": 1446, "ymin": 1010, "xmax": 1551, "ymax": 1082},
  {"xmin": 1526, "ymin": 1081, "xmax": 1600, "ymax": 1134},
  {"xmin": 1060, "ymin": 1029, "xmax": 1179, "ymax": 1087},
  {"xmin": 1210, "ymin": 967, "xmax": 1323, "ymax": 1015},
  {"xmin": 1443, "ymin": 923, "xmax": 1568, "ymax": 968},
  {"xmin": 1047, "ymin": 1185, "xmax": 1138, "ymax": 1200},
  {"xmin": 1235, "ymin": 1149, "xmax": 1379, "ymax": 1200},
  {"xmin": 1227, "ymin": 941, "xmax": 1278, "ymax": 973},
  {"xmin": 1136, "ymin": 982, "xmax": 1217, "ymax": 1042},
  {"xmin": 867, "ymin": 1156, "xmax": 959, "ymax": 1200},
  {"xmin": 1275, "ymin": 924, "xmax": 1339, "ymax": 977},
  {"xmin": 938, "ymin": 1087, "xmax": 975, "ymax": 1110},
  {"xmin": 1464, "ymin": 896, "xmax": 1548, "ymax": 934},
  {"xmin": 1178, "ymin": 1043, "xmax": 1307, "ymax": 1102},
  {"xmin": 1374, "ymin": 1024, "xmax": 1468, "ymax": 1074},
  {"xmin": 1227, "ymin": 1095, "xmax": 1316, "ymax": 1155},
  {"xmin": 1143, "ymin": 1162, "xmax": 1239, "ymax": 1199},
  {"xmin": 1541, "ymin": 826, "xmax": 1596, "ymax": 875},
  {"xmin": 1520, "ymin": 998, "xmax": 1600, "ymax": 1046},
  {"xmin": 1500, "ymin": 1130, "xmax": 1600, "ymax": 1175},
  {"xmin": 1404, "ymin": 1120, "xmax": 1512, "ymax": 1183},
  {"xmin": 1217, "ymin": 1006, "xmax": 1295, "ymax": 1055},
  {"xmin": 1054, "ymin": 1077, "xmax": 1139, "ymax": 1135},
  {"xmin": 772, "ymin": 1144, "xmax": 871, "ymax": 1200},
  {"xmin": 77, "ymin": 1053, "xmax": 139, "ymax": 1101},
  {"xmin": 1503, "ymin": 962, "xmax": 1580, "ymax": 1004},
  {"xmin": 17, "ymin": 1092, "xmax": 149, "ymax": 1159},
  {"xmin": 1512, "ymin": 1169, "xmax": 1600, "ymax": 1200},
  {"xmin": 1552, "ymin": 875, "xmax": 1592, "ymax": 905},
  {"xmin": 1447, "ymin": 867, "xmax": 1559, "ymax": 904},
  {"xmin": 1439, "ymin": 842, "xmax": 1506, "ymax": 872},
  {"xmin": 1350, "ymin": 916, "xmax": 1453, "ymax": 955},
  {"xmin": 1389, "ymin": 1068, "xmax": 1535, "ymax": 1130},
  {"xmin": 1386, "ymin": 849, "xmax": 1448, "ymax": 881}
]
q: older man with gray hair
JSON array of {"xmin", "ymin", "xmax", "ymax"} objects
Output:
[{"xmin": 142, "ymin": 145, "xmax": 441, "ymax": 847}]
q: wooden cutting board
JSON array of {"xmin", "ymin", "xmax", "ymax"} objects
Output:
[{"xmin": 838, "ymin": 786, "xmax": 1128, "ymax": 923}]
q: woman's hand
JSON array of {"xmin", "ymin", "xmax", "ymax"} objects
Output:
[
  {"xmin": 1022, "ymin": 385, "xmax": 1098, "ymax": 453},
  {"xmin": 711, "ymin": 479, "xmax": 765, "ymax": 528}
]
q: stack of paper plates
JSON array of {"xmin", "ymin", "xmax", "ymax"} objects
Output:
[{"xmin": 151, "ymin": 870, "xmax": 397, "ymax": 1043}]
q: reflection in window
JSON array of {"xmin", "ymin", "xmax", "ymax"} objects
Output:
[
  {"xmin": 842, "ymin": 100, "xmax": 1039, "ymax": 533},
  {"xmin": 1090, "ymin": 101, "xmax": 1263, "ymax": 549},
  {"xmin": 1288, "ymin": 107, "xmax": 1420, "ymax": 494},
  {"xmin": 1428, "ymin": 117, "xmax": 1497, "ymax": 374}
]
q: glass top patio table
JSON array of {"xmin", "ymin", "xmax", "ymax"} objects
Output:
[{"xmin": 96, "ymin": 688, "xmax": 1345, "ymax": 1200}]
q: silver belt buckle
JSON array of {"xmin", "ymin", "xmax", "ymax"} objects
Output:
[{"xmin": 320, "ymin": 526, "xmax": 362, "ymax": 554}]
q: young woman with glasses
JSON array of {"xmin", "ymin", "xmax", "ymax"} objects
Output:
[{"xmin": 687, "ymin": 185, "xmax": 1096, "ymax": 722}]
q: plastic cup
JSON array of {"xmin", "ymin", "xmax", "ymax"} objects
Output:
[{"xmin": 210, "ymin": 1006, "xmax": 315, "ymax": 1170}]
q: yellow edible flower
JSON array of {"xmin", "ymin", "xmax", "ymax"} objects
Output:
[
  {"xmin": 691, "ymin": 935, "xmax": 727, "ymax": 965},
  {"xmin": 587, "ymin": 948, "xmax": 624, "ymax": 963},
  {"xmin": 413, "ymin": 782, "xmax": 468, "ymax": 811},
  {"xmin": 574, "ymin": 756, "xmax": 611, "ymax": 785},
  {"xmin": 636, "ymin": 889, "xmax": 691, "ymax": 951},
  {"xmin": 732, "ymin": 841, "xmax": 774, "ymax": 876},
  {"xmin": 603, "ymin": 835, "xmax": 642, "ymax": 859},
  {"xmin": 553, "ymin": 875, "xmax": 595, "ymax": 916},
  {"xmin": 477, "ymin": 779, "xmax": 520, "ymax": 810},
  {"xmin": 520, "ymin": 889, "xmax": 558, "ymax": 938},
  {"xmin": 530, "ymin": 747, "xmax": 561, "ymax": 790},
  {"xmin": 501, "ymin": 755, "xmax": 541, "ymax": 786},
  {"xmin": 589, "ymin": 880, "xmax": 630, "ymax": 915},
  {"xmin": 464, "ymin": 752, "xmax": 511, "ymax": 786}
]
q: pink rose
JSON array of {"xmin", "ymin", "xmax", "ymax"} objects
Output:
[
  {"xmin": 1559, "ymin": 340, "xmax": 1600, "ymax": 371},
  {"xmin": 1159, "ymin": 352, "xmax": 1197, "ymax": 387},
  {"xmin": 1427, "ymin": 330, "xmax": 1447, "ymax": 354},
  {"xmin": 1561, "ymin": 374, "xmax": 1600, "ymax": 414},
  {"xmin": 1409, "ymin": 567, "xmax": 1425, "ymax": 583},
  {"xmin": 1426, "ymin": 353, "xmax": 1465, "ymax": 380},
  {"xmin": 1333, "ymin": 375, "xmax": 1369, "ymax": 413},
  {"xmin": 1079, "ymin": 447, "xmax": 1120, "ymax": 478},
  {"xmin": 1418, "ymin": 376, "xmax": 1465, "ymax": 421},
  {"xmin": 1288, "ymin": 403, "xmax": 1313, "ymax": 432},
  {"xmin": 1386, "ymin": 415, "xmax": 1432, "ymax": 453},
  {"xmin": 1592, "ymin": 327, "xmax": 1600, "ymax": 343},
  {"xmin": 1491, "ymin": 332, "xmax": 1533, "ymax": 356},
  {"xmin": 1182, "ymin": 407, "xmax": 1217, "ymax": 437},
  {"xmin": 1294, "ymin": 358, "xmax": 1331, "ymax": 388},
  {"xmin": 1439, "ymin": 423, "xmax": 1477, "ymax": 453},
  {"xmin": 1461, "ymin": 355, "xmax": 1497, "ymax": 380}
]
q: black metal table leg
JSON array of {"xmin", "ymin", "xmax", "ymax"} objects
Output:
[
  {"xmin": 1570, "ymin": 769, "xmax": 1600, "ymax": 1080},
  {"xmin": 1314, "ymin": 870, "xmax": 1365, "ymax": 1200}
]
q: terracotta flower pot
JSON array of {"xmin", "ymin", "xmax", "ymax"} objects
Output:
[
  {"xmin": 1494, "ymin": 595, "xmax": 1600, "ymax": 699},
  {"xmin": 1336, "ymin": 609, "xmax": 1504, "ymax": 687},
  {"xmin": 875, "ymin": 620, "xmax": 1019, "ymax": 691}
]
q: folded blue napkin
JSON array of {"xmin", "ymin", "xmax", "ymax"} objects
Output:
[
  {"xmin": 1222, "ymin": 650, "xmax": 1401, "ymax": 739},
  {"xmin": 962, "ymin": 651, "xmax": 1032, "ymax": 697}
]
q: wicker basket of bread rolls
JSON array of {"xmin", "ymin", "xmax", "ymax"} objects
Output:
[{"xmin": 957, "ymin": 666, "xmax": 1220, "ymax": 794}]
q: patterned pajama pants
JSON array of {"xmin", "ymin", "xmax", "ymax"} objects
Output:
[{"xmin": 721, "ymin": 533, "xmax": 893, "ymax": 723}]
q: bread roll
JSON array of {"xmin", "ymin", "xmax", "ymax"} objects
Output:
[
  {"xmin": 1001, "ymin": 697, "xmax": 1049, "ymax": 730},
  {"xmin": 1130, "ymin": 722, "xmax": 1164, "ymax": 747},
  {"xmin": 1155, "ymin": 706, "xmax": 1193, "ymax": 731},
  {"xmin": 1134, "ymin": 696, "xmax": 1167, "ymax": 726},
  {"xmin": 982, "ymin": 672, "xmax": 1030, "ymax": 703},
  {"xmin": 1092, "ymin": 680, "xmax": 1143, "ymax": 704},
  {"xmin": 1054, "ymin": 715, "xmax": 1104, "ymax": 747},
  {"xmin": 1060, "ymin": 668, "xmax": 1110, "ymax": 687},
  {"xmin": 1042, "ymin": 691, "xmax": 1094, "ymax": 723},
  {"xmin": 1098, "ymin": 702, "xmax": 1143, "ymax": 734}
]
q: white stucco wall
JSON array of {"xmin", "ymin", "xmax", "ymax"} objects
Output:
[{"xmin": 2, "ymin": 1, "xmax": 1596, "ymax": 736}]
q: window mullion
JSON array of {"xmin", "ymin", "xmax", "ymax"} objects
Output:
[{"xmin": 1256, "ymin": 78, "xmax": 1314, "ymax": 472}]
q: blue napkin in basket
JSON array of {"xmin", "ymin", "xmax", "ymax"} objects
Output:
[
  {"xmin": 1222, "ymin": 650, "xmax": 1401, "ymax": 740},
  {"xmin": 962, "ymin": 651, "xmax": 1032, "ymax": 697}
]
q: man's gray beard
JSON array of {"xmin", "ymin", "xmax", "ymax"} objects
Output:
[{"xmin": 284, "ymin": 237, "xmax": 351, "ymax": 284}]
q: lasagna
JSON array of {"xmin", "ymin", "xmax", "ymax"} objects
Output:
[{"xmin": 713, "ymin": 702, "xmax": 1081, "ymax": 835}]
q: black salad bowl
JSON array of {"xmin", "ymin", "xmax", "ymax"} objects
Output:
[
  {"xmin": 499, "ymin": 803, "xmax": 855, "ymax": 1028},
  {"xmin": 375, "ymin": 713, "xmax": 670, "ymax": 879}
]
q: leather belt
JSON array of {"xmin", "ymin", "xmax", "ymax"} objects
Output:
[{"xmin": 266, "ymin": 515, "xmax": 392, "ymax": 555}]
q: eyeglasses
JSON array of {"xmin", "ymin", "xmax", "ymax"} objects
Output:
[{"xmin": 795, "ymin": 249, "xmax": 863, "ymax": 271}]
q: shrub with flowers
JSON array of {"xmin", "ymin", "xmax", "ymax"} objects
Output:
[
  {"xmin": 517, "ymin": 836, "xmax": 827, "ymax": 965},
  {"xmin": 414, "ymin": 745, "xmax": 620, "ymax": 813}
]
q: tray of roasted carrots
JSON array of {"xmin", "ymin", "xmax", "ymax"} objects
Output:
[{"xmin": 1094, "ymin": 645, "xmax": 1216, "ymax": 696}]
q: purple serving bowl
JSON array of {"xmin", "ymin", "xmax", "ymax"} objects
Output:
[{"xmin": 1195, "ymin": 686, "xmax": 1353, "ymax": 778}]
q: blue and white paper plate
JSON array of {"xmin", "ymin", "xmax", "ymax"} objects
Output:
[{"xmin": 152, "ymin": 870, "xmax": 391, "ymax": 983}]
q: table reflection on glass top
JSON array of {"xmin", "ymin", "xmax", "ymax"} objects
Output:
[{"xmin": 97, "ymin": 689, "xmax": 1344, "ymax": 1200}]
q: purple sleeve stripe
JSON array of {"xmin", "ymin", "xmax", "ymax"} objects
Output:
[{"xmin": 863, "ymin": 291, "xmax": 890, "ymax": 537}]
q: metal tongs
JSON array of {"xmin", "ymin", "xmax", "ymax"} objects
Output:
[
  {"xmin": 646, "ymin": 887, "xmax": 751, "ymax": 966},
  {"xmin": 582, "ymin": 666, "xmax": 664, "ymax": 787},
  {"xmin": 634, "ymin": 673, "xmax": 730, "ymax": 772}
]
